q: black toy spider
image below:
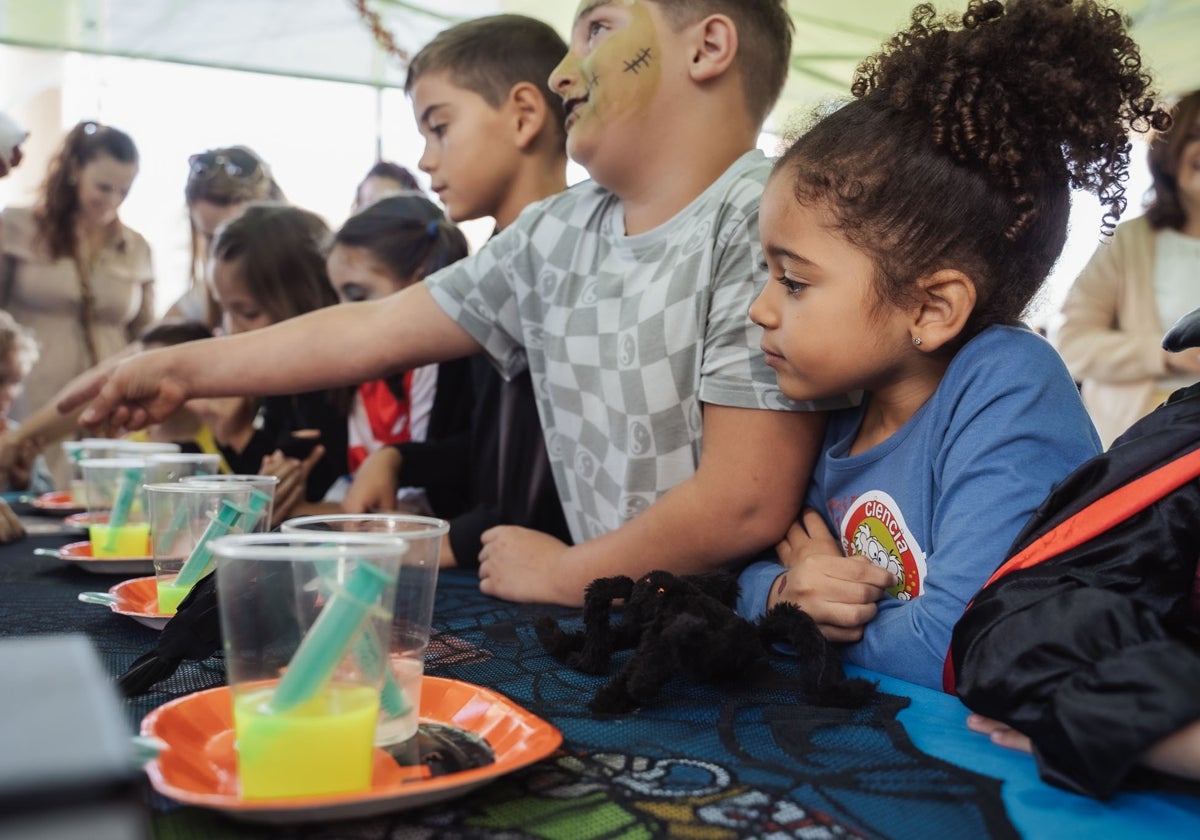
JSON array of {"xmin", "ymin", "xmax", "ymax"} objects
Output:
[{"xmin": 536, "ymin": 569, "xmax": 876, "ymax": 714}]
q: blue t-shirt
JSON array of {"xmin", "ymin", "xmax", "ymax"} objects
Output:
[{"xmin": 738, "ymin": 325, "xmax": 1102, "ymax": 690}]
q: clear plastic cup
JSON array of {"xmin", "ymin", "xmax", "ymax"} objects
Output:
[
  {"xmin": 79, "ymin": 457, "xmax": 149, "ymax": 558},
  {"xmin": 144, "ymin": 481, "xmax": 268, "ymax": 615},
  {"xmin": 280, "ymin": 514, "xmax": 447, "ymax": 745},
  {"xmin": 110, "ymin": 440, "xmax": 183, "ymax": 457},
  {"xmin": 180, "ymin": 474, "xmax": 278, "ymax": 530},
  {"xmin": 210, "ymin": 532, "xmax": 405, "ymax": 800},
  {"xmin": 62, "ymin": 439, "xmax": 121, "ymax": 505},
  {"xmin": 143, "ymin": 452, "xmax": 222, "ymax": 484}
]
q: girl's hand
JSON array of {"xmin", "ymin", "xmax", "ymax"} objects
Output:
[
  {"xmin": 342, "ymin": 447, "xmax": 402, "ymax": 513},
  {"xmin": 770, "ymin": 508, "xmax": 897, "ymax": 642},
  {"xmin": 0, "ymin": 499, "xmax": 24, "ymax": 543},
  {"xmin": 966, "ymin": 714, "xmax": 1033, "ymax": 753},
  {"xmin": 260, "ymin": 445, "xmax": 325, "ymax": 527},
  {"xmin": 6, "ymin": 436, "xmax": 43, "ymax": 491}
]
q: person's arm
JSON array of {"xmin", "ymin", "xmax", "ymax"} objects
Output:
[
  {"xmin": 126, "ymin": 270, "xmax": 155, "ymax": 344},
  {"xmin": 0, "ymin": 401, "xmax": 83, "ymax": 475},
  {"xmin": 1056, "ymin": 221, "xmax": 1187, "ymax": 382},
  {"xmin": 478, "ymin": 405, "xmax": 824, "ymax": 606},
  {"xmin": 0, "ymin": 499, "xmax": 23, "ymax": 543},
  {"xmin": 0, "ymin": 341, "xmax": 147, "ymax": 474},
  {"xmin": 65, "ymin": 284, "xmax": 482, "ymax": 431},
  {"xmin": 968, "ymin": 714, "xmax": 1200, "ymax": 785}
]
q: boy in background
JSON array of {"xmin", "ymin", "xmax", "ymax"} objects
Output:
[
  {"xmin": 68, "ymin": 1, "xmax": 834, "ymax": 605},
  {"xmin": 342, "ymin": 14, "xmax": 574, "ymax": 570}
]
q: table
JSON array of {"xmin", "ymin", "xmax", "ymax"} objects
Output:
[{"xmin": 3, "ymin": 508, "xmax": 1199, "ymax": 839}]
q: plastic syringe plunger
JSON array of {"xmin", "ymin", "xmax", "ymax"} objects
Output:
[
  {"xmin": 238, "ymin": 489, "xmax": 272, "ymax": 533},
  {"xmin": 174, "ymin": 499, "xmax": 244, "ymax": 589},
  {"xmin": 103, "ymin": 466, "xmax": 144, "ymax": 552},
  {"xmin": 269, "ymin": 560, "xmax": 396, "ymax": 714}
]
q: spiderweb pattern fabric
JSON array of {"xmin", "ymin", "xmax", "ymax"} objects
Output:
[
  {"xmin": 410, "ymin": 570, "xmax": 1018, "ymax": 840},
  {"xmin": 3, "ymin": 531, "xmax": 1017, "ymax": 839}
]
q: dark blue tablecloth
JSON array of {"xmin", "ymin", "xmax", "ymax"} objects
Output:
[{"xmin": 3, "ymin": 516, "xmax": 1199, "ymax": 839}]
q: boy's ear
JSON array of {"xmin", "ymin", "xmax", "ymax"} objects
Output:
[
  {"xmin": 686, "ymin": 14, "xmax": 737, "ymax": 82},
  {"xmin": 506, "ymin": 81, "xmax": 548, "ymax": 151},
  {"xmin": 910, "ymin": 269, "xmax": 977, "ymax": 352}
]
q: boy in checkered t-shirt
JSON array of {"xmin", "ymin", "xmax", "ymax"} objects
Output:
[{"xmin": 67, "ymin": 0, "xmax": 841, "ymax": 606}]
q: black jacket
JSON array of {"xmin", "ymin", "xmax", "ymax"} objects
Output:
[{"xmin": 950, "ymin": 379, "xmax": 1200, "ymax": 798}]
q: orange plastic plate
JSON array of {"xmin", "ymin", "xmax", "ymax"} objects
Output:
[
  {"xmin": 141, "ymin": 677, "xmax": 563, "ymax": 824},
  {"xmin": 64, "ymin": 511, "xmax": 106, "ymax": 529},
  {"xmin": 30, "ymin": 490, "xmax": 85, "ymax": 514},
  {"xmin": 58, "ymin": 540, "xmax": 155, "ymax": 575},
  {"xmin": 86, "ymin": 575, "xmax": 170, "ymax": 629}
]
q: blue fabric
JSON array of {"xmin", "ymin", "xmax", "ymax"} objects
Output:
[
  {"xmin": 738, "ymin": 325, "xmax": 1102, "ymax": 689},
  {"xmin": 865, "ymin": 665, "xmax": 1200, "ymax": 837}
]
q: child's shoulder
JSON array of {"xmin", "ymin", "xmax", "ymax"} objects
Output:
[
  {"xmin": 955, "ymin": 324, "xmax": 1064, "ymax": 376},
  {"xmin": 494, "ymin": 152, "xmax": 771, "ymax": 263},
  {"xmin": 945, "ymin": 326, "xmax": 1089, "ymax": 405},
  {"xmin": 932, "ymin": 325, "xmax": 1100, "ymax": 455}
]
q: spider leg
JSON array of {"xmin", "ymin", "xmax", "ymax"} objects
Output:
[
  {"xmin": 590, "ymin": 615, "xmax": 676, "ymax": 713},
  {"xmin": 759, "ymin": 603, "xmax": 876, "ymax": 708},
  {"xmin": 567, "ymin": 575, "xmax": 634, "ymax": 674},
  {"xmin": 534, "ymin": 615, "xmax": 585, "ymax": 662}
]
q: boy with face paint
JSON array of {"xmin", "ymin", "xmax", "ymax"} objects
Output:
[{"xmin": 66, "ymin": 1, "xmax": 836, "ymax": 607}]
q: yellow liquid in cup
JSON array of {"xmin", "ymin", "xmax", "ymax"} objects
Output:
[
  {"xmin": 88, "ymin": 523, "xmax": 150, "ymax": 558},
  {"xmin": 155, "ymin": 579, "xmax": 192, "ymax": 615},
  {"xmin": 233, "ymin": 685, "xmax": 380, "ymax": 799}
]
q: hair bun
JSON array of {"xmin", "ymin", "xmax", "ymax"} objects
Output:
[{"xmin": 853, "ymin": 0, "xmax": 1170, "ymax": 235}]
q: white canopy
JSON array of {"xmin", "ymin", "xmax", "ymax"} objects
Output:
[{"xmin": 1, "ymin": 0, "xmax": 1196, "ymax": 129}]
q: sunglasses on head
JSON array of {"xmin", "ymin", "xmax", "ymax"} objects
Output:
[{"xmin": 188, "ymin": 148, "xmax": 263, "ymax": 182}]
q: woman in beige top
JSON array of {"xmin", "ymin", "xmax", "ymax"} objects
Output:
[
  {"xmin": 1055, "ymin": 90, "xmax": 1200, "ymax": 448},
  {"xmin": 0, "ymin": 120, "xmax": 154, "ymax": 484}
]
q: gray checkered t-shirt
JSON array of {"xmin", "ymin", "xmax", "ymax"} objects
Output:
[{"xmin": 428, "ymin": 150, "xmax": 832, "ymax": 545}]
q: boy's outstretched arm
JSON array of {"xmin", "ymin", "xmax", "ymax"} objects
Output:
[
  {"xmin": 478, "ymin": 405, "xmax": 824, "ymax": 606},
  {"xmin": 61, "ymin": 284, "xmax": 483, "ymax": 431}
]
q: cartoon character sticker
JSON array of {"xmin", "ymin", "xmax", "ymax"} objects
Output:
[{"xmin": 839, "ymin": 490, "xmax": 927, "ymax": 600}]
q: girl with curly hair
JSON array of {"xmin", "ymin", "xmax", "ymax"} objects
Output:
[{"xmin": 736, "ymin": 0, "xmax": 1169, "ymax": 690}]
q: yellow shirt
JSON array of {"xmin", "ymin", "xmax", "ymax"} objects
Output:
[{"xmin": 123, "ymin": 425, "xmax": 231, "ymax": 473}]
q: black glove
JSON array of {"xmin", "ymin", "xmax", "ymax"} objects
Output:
[{"xmin": 117, "ymin": 574, "xmax": 221, "ymax": 696}]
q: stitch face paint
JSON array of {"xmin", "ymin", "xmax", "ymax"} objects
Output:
[{"xmin": 552, "ymin": 0, "xmax": 664, "ymax": 171}]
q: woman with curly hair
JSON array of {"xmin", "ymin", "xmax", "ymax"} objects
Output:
[
  {"xmin": 735, "ymin": 0, "xmax": 1168, "ymax": 690},
  {"xmin": 1055, "ymin": 89, "xmax": 1200, "ymax": 447},
  {"xmin": 0, "ymin": 120, "xmax": 152, "ymax": 485}
]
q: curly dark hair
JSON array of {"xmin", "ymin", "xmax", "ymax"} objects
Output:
[{"xmin": 775, "ymin": 0, "xmax": 1171, "ymax": 339}]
